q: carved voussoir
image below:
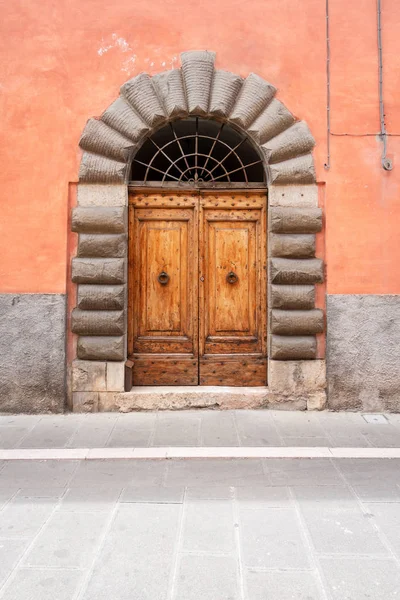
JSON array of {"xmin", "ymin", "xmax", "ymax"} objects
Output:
[
  {"xmin": 270, "ymin": 207, "xmax": 322, "ymax": 234},
  {"xmin": 230, "ymin": 73, "xmax": 276, "ymax": 129},
  {"xmin": 262, "ymin": 121, "xmax": 315, "ymax": 164},
  {"xmin": 248, "ymin": 99, "xmax": 295, "ymax": 145},
  {"xmin": 72, "ymin": 258, "xmax": 125, "ymax": 285},
  {"xmin": 121, "ymin": 73, "xmax": 165, "ymax": 127},
  {"xmin": 72, "ymin": 207, "xmax": 126, "ymax": 234},
  {"xmin": 270, "ymin": 258, "xmax": 324, "ymax": 285},
  {"xmin": 152, "ymin": 69, "xmax": 188, "ymax": 118},
  {"xmin": 77, "ymin": 234, "xmax": 126, "ymax": 258},
  {"xmin": 271, "ymin": 309, "xmax": 324, "ymax": 335},
  {"xmin": 270, "ymin": 233, "xmax": 315, "ymax": 258},
  {"xmin": 270, "ymin": 335, "xmax": 317, "ymax": 360},
  {"xmin": 268, "ymin": 154, "xmax": 316, "ymax": 184},
  {"xmin": 79, "ymin": 119, "xmax": 136, "ymax": 163},
  {"xmin": 79, "ymin": 152, "xmax": 127, "ymax": 183},
  {"xmin": 270, "ymin": 285, "xmax": 315, "ymax": 310},
  {"xmin": 77, "ymin": 285, "xmax": 125, "ymax": 311},
  {"xmin": 209, "ymin": 70, "xmax": 243, "ymax": 118},
  {"xmin": 77, "ymin": 336, "xmax": 125, "ymax": 361},
  {"xmin": 101, "ymin": 97, "xmax": 149, "ymax": 142},
  {"xmin": 181, "ymin": 50, "xmax": 216, "ymax": 115},
  {"xmin": 71, "ymin": 309, "xmax": 125, "ymax": 336}
]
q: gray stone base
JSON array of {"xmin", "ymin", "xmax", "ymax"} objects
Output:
[
  {"xmin": 327, "ymin": 294, "xmax": 400, "ymax": 412},
  {"xmin": 0, "ymin": 294, "xmax": 66, "ymax": 413}
]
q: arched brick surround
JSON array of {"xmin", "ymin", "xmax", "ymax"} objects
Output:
[{"xmin": 71, "ymin": 51, "xmax": 326, "ymax": 412}]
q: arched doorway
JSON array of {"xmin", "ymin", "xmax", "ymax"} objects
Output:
[
  {"xmin": 128, "ymin": 117, "xmax": 267, "ymax": 386},
  {"xmin": 71, "ymin": 51, "xmax": 326, "ymax": 409}
]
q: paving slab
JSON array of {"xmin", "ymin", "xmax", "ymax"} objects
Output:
[
  {"xmin": 60, "ymin": 485, "xmax": 122, "ymax": 510},
  {"xmin": 23, "ymin": 509, "xmax": 110, "ymax": 568},
  {"xmin": 67, "ymin": 414, "xmax": 119, "ymax": 448},
  {"xmin": 0, "ymin": 460, "xmax": 78, "ymax": 488},
  {"xmin": 0, "ymin": 568, "xmax": 84, "ymax": 600},
  {"xmin": 120, "ymin": 485, "xmax": 184, "ymax": 504},
  {"xmin": 265, "ymin": 458, "xmax": 342, "ymax": 486},
  {"xmin": 245, "ymin": 569, "xmax": 324, "ymax": 600},
  {"xmin": 152, "ymin": 412, "xmax": 201, "ymax": 447},
  {"xmin": 165, "ymin": 458, "xmax": 267, "ymax": 487},
  {"xmin": 239, "ymin": 506, "xmax": 311, "ymax": 569},
  {"xmin": 69, "ymin": 459, "xmax": 166, "ymax": 487},
  {"xmin": 0, "ymin": 539, "xmax": 30, "ymax": 589},
  {"xmin": 17, "ymin": 416, "xmax": 81, "ymax": 448},
  {"xmin": 82, "ymin": 503, "xmax": 180, "ymax": 600},
  {"xmin": 200, "ymin": 411, "xmax": 240, "ymax": 446},
  {"xmin": 173, "ymin": 554, "xmax": 239, "ymax": 600},
  {"xmin": 294, "ymin": 485, "xmax": 389, "ymax": 556},
  {"xmin": 234, "ymin": 410, "xmax": 282, "ymax": 446},
  {"xmin": 319, "ymin": 557, "xmax": 400, "ymax": 600},
  {"xmin": 235, "ymin": 485, "xmax": 292, "ymax": 508},
  {"xmin": 366, "ymin": 502, "xmax": 400, "ymax": 558},
  {"xmin": 0, "ymin": 498, "xmax": 57, "ymax": 539},
  {"xmin": 182, "ymin": 499, "xmax": 235, "ymax": 553},
  {"xmin": 106, "ymin": 413, "xmax": 156, "ymax": 447}
]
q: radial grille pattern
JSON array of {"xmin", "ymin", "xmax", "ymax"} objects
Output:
[{"xmin": 131, "ymin": 117, "xmax": 265, "ymax": 184}]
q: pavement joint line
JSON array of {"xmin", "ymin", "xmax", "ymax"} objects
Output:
[{"xmin": 1, "ymin": 447, "xmax": 400, "ymax": 460}]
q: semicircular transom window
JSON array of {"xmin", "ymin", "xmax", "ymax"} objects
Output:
[{"xmin": 131, "ymin": 117, "xmax": 265, "ymax": 185}]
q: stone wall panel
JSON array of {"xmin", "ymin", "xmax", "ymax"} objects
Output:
[
  {"xmin": 72, "ymin": 207, "xmax": 126, "ymax": 234},
  {"xmin": 270, "ymin": 233, "xmax": 315, "ymax": 258},
  {"xmin": 271, "ymin": 309, "xmax": 324, "ymax": 335},
  {"xmin": 270, "ymin": 207, "xmax": 322, "ymax": 233},
  {"xmin": 270, "ymin": 335, "xmax": 317, "ymax": 360},
  {"xmin": 77, "ymin": 285, "xmax": 125, "ymax": 311},
  {"xmin": 77, "ymin": 336, "xmax": 125, "ymax": 361},
  {"xmin": 71, "ymin": 309, "xmax": 125, "ymax": 336},
  {"xmin": 77, "ymin": 234, "xmax": 126, "ymax": 258},
  {"xmin": 72, "ymin": 258, "xmax": 125, "ymax": 284},
  {"xmin": 270, "ymin": 258, "xmax": 324, "ymax": 285},
  {"xmin": 270, "ymin": 284, "xmax": 315, "ymax": 310}
]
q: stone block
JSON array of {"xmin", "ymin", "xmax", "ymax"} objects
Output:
[
  {"xmin": 77, "ymin": 234, "xmax": 126, "ymax": 258},
  {"xmin": 181, "ymin": 50, "xmax": 216, "ymax": 115},
  {"xmin": 152, "ymin": 69, "xmax": 188, "ymax": 118},
  {"xmin": 77, "ymin": 336, "xmax": 125, "ymax": 361},
  {"xmin": 270, "ymin": 207, "xmax": 322, "ymax": 233},
  {"xmin": 77, "ymin": 183, "xmax": 127, "ymax": 207},
  {"xmin": 270, "ymin": 284, "xmax": 315, "ymax": 310},
  {"xmin": 120, "ymin": 73, "xmax": 165, "ymax": 127},
  {"xmin": 268, "ymin": 154, "xmax": 316, "ymax": 184},
  {"xmin": 106, "ymin": 362, "xmax": 125, "ymax": 392},
  {"xmin": 271, "ymin": 309, "xmax": 324, "ymax": 335},
  {"xmin": 268, "ymin": 184, "xmax": 318, "ymax": 208},
  {"xmin": 230, "ymin": 73, "xmax": 276, "ymax": 129},
  {"xmin": 72, "ymin": 206, "xmax": 127, "ymax": 234},
  {"xmin": 268, "ymin": 359, "xmax": 326, "ymax": 394},
  {"xmin": 77, "ymin": 285, "xmax": 125, "ymax": 310},
  {"xmin": 262, "ymin": 121, "xmax": 315, "ymax": 164},
  {"xmin": 270, "ymin": 233, "xmax": 315, "ymax": 258},
  {"xmin": 79, "ymin": 152, "xmax": 127, "ymax": 183},
  {"xmin": 270, "ymin": 258, "xmax": 324, "ymax": 285},
  {"xmin": 270, "ymin": 335, "xmax": 317, "ymax": 360},
  {"xmin": 307, "ymin": 391, "xmax": 327, "ymax": 411},
  {"xmin": 209, "ymin": 70, "xmax": 243, "ymax": 118},
  {"xmin": 101, "ymin": 97, "xmax": 149, "ymax": 142},
  {"xmin": 71, "ymin": 309, "xmax": 124, "ymax": 336},
  {"xmin": 72, "ymin": 392, "xmax": 99, "ymax": 413},
  {"xmin": 79, "ymin": 118, "xmax": 136, "ymax": 163},
  {"xmin": 247, "ymin": 98, "xmax": 295, "ymax": 145},
  {"xmin": 72, "ymin": 360, "xmax": 106, "ymax": 392},
  {"xmin": 72, "ymin": 258, "xmax": 125, "ymax": 284}
]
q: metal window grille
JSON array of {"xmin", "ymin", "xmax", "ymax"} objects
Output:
[{"xmin": 131, "ymin": 117, "xmax": 265, "ymax": 185}]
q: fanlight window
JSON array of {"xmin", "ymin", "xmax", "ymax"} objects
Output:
[{"xmin": 131, "ymin": 117, "xmax": 265, "ymax": 185}]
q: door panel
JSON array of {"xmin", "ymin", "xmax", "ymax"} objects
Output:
[
  {"xmin": 128, "ymin": 190, "xmax": 267, "ymax": 387},
  {"xmin": 199, "ymin": 193, "xmax": 267, "ymax": 386},
  {"xmin": 129, "ymin": 196, "xmax": 198, "ymax": 385}
]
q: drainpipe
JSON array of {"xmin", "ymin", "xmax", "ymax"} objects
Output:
[{"xmin": 377, "ymin": 0, "xmax": 393, "ymax": 170}]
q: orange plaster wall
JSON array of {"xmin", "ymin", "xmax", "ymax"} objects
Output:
[{"xmin": 0, "ymin": 0, "xmax": 399, "ymax": 294}]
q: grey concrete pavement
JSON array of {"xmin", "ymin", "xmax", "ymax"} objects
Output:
[
  {"xmin": 1, "ymin": 410, "xmax": 400, "ymax": 449},
  {"xmin": 0, "ymin": 458, "xmax": 399, "ymax": 598}
]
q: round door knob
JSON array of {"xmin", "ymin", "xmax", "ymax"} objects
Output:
[
  {"xmin": 157, "ymin": 271, "xmax": 170, "ymax": 285},
  {"xmin": 226, "ymin": 271, "xmax": 238, "ymax": 284}
]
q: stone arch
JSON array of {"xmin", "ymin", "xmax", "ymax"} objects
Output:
[
  {"xmin": 78, "ymin": 51, "xmax": 316, "ymax": 184},
  {"xmin": 71, "ymin": 51, "xmax": 325, "ymax": 411}
]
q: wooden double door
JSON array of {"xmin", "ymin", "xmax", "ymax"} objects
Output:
[{"xmin": 128, "ymin": 190, "xmax": 267, "ymax": 386}]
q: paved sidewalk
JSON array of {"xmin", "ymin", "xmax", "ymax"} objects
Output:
[
  {"xmin": 0, "ymin": 457, "xmax": 400, "ymax": 599},
  {"xmin": 1, "ymin": 410, "xmax": 400, "ymax": 449}
]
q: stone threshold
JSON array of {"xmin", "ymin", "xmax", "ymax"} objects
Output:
[
  {"xmin": 1, "ymin": 447, "xmax": 400, "ymax": 460},
  {"xmin": 101, "ymin": 386, "xmax": 270, "ymax": 411}
]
